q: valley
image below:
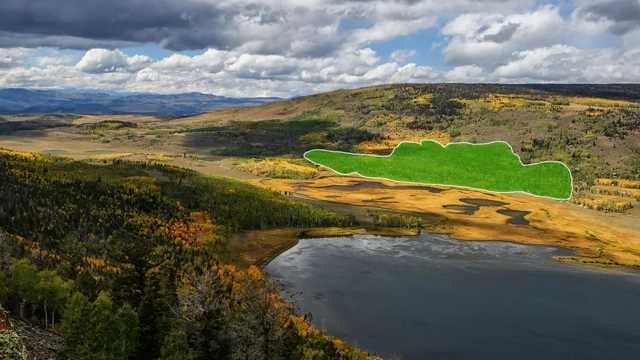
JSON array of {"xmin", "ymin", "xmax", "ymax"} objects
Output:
[
  {"xmin": 1, "ymin": 84, "xmax": 639, "ymax": 269},
  {"xmin": 5, "ymin": 1, "xmax": 640, "ymax": 358},
  {"xmin": 1, "ymin": 84, "xmax": 640, "ymax": 359}
]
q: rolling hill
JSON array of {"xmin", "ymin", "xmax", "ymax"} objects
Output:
[{"xmin": 175, "ymin": 84, "xmax": 640, "ymax": 186}]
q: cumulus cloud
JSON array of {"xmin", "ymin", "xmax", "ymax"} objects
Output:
[
  {"xmin": 0, "ymin": 48, "xmax": 32, "ymax": 68},
  {"xmin": 0, "ymin": 0, "xmax": 537, "ymax": 56},
  {"xmin": 493, "ymin": 45, "xmax": 640, "ymax": 82},
  {"xmin": 482, "ymin": 23, "xmax": 520, "ymax": 43},
  {"xmin": 225, "ymin": 54, "xmax": 298, "ymax": 79},
  {"xmin": 442, "ymin": 5, "xmax": 567, "ymax": 67},
  {"xmin": 493, "ymin": 45, "xmax": 582, "ymax": 81},
  {"xmin": 390, "ymin": 49, "xmax": 417, "ymax": 63},
  {"xmin": 76, "ymin": 49, "xmax": 151, "ymax": 73},
  {"xmin": 445, "ymin": 65, "xmax": 486, "ymax": 82},
  {"xmin": 0, "ymin": 46, "xmax": 441, "ymax": 97},
  {"xmin": 577, "ymin": 0, "xmax": 640, "ymax": 34},
  {"xmin": 1, "ymin": 1, "xmax": 640, "ymax": 95}
]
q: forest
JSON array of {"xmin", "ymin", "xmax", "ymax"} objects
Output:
[{"xmin": 0, "ymin": 150, "xmax": 375, "ymax": 360}]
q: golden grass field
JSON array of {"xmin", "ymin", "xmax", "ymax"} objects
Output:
[{"xmin": 236, "ymin": 158, "xmax": 319, "ymax": 179}]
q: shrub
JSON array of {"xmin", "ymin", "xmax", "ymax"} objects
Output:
[
  {"xmin": 372, "ymin": 213, "xmax": 422, "ymax": 228},
  {"xmin": 590, "ymin": 185, "xmax": 640, "ymax": 200},
  {"xmin": 430, "ymin": 93, "xmax": 463, "ymax": 117},
  {"xmin": 571, "ymin": 194, "xmax": 633, "ymax": 213},
  {"xmin": 238, "ymin": 158, "xmax": 319, "ymax": 179},
  {"xmin": 596, "ymin": 178, "xmax": 640, "ymax": 189},
  {"xmin": 326, "ymin": 127, "xmax": 379, "ymax": 148},
  {"xmin": 0, "ymin": 331, "xmax": 28, "ymax": 360}
]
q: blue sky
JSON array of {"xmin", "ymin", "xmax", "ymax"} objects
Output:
[
  {"xmin": 373, "ymin": 27, "xmax": 448, "ymax": 70},
  {"xmin": 1, "ymin": 0, "xmax": 639, "ymax": 97}
]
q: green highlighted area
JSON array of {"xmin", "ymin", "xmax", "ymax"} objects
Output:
[{"xmin": 304, "ymin": 140, "xmax": 572, "ymax": 200}]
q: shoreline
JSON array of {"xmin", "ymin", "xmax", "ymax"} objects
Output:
[
  {"xmin": 229, "ymin": 226, "xmax": 420, "ymax": 268},
  {"xmin": 256, "ymin": 176, "xmax": 640, "ymax": 269},
  {"xmin": 240, "ymin": 207, "xmax": 640, "ymax": 272},
  {"xmin": 233, "ymin": 225, "xmax": 640, "ymax": 273}
]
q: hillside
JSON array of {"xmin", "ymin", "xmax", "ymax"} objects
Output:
[
  {"xmin": 152, "ymin": 84, "xmax": 640, "ymax": 185},
  {"xmin": 174, "ymin": 84, "xmax": 639, "ymax": 204},
  {"xmin": 0, "ymin": 150, "xmax": 378, "ymax": 360},
  {"xmin": 1, "ymin": 84, "xmax": 639, "ymax": 212}
]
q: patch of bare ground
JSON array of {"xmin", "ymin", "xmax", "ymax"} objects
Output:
[{"xmin": 13, "ymin": 318, "xmax": 63, "ymax": 360}]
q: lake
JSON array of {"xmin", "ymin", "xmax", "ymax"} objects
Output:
[{"xmin": 265, "ymin": 234, "xmax": 640, "ymax": 360}]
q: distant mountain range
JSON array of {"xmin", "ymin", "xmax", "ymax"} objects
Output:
[{"xmin": 0, "ymin": 88, "xmax": 280, "ymax": 116}]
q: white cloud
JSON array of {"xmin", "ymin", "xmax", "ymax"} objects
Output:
[
  {"xmin": 493, "ymin": 45, "xmax": 582, "ymax": 81},
  {"xmin": 225, "ymin": 54, "xmax": 298, "ymax": 79},
  {"xmin": 153, "ymin": 49, "xmax": 227, "ymax": 74},
  {"xmin": 0, "ymin": 45, "xmax": 444, "ymax": 97},
  {"xmin": 390, "ymin": 49, "xmax": 416, "ymax": 63},
  {"xmin": 391, "ymin": 63, "xmax": 437, "ymax": 83},
  {"xmin": 0, "ymin": 48, "xmax": 33, "ymax": 68},
  {"xmin": 445, "ymin": 65, "xmax": 486, "ymax": 82},
  {"xmin": 76, "ymin": 49, "xmax": 151, "ymax": 74},
  {"xmin": 493, "ymin": 45, "xmax": 640, "ymax": 82},
  {"xmin": 2, "ymin": 1, "xmax": 640, "ymax": 96},
  {"xmin": 442, "ymin": 5, "xmax": 567, "ymax": 68},
  {"xmin": 126, "ymin": 55, "xmax": 154, "ymax": 72}
]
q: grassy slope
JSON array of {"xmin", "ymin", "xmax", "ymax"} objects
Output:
[
  {"xmin": 174, "ymin": 84, "xmax": 639, "ymax": 185},
  {"xmin": 306, "ymin": 140, "xmax": 573, "ymax": 199}
]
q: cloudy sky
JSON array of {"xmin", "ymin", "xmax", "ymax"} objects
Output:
[{"xmin": 1, "ymin": 0, "xmax": 640, "ymax": 97}]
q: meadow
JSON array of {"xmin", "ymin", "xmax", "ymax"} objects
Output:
[{"xmin": 305, "ymin": 140, "xmax": 573, "ymax": 200}]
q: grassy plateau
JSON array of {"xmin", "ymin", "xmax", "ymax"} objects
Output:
[{"xmin": 305, "ymin": 140, "xmax": 573, "ymax": 200}]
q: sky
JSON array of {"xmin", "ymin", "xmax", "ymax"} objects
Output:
[{"xmin": 1, "ymin": 0, "xmax": 640, "ymax": 97}]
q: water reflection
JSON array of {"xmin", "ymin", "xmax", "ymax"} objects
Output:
[{"xmin": 266, "ymin": 234, "xmax": 640, "ymax": 360}]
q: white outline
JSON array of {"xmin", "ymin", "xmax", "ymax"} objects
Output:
[{"xmin": 303, "ymin": 140, "xmax": 574, "ymax": 201}]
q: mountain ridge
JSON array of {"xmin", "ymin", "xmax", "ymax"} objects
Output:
[{"xmin": 0, "ymin": 88, "xmax": 280, "ymax": 116}]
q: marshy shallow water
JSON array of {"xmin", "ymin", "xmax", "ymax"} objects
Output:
[{"xmin": 266, "ymin": 234, "xmax": 640, "ymax": 360}]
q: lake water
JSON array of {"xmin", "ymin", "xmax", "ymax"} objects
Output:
[{"xmin": 265, "ymin": 234, "xmax": 640, "ymax": 360}]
